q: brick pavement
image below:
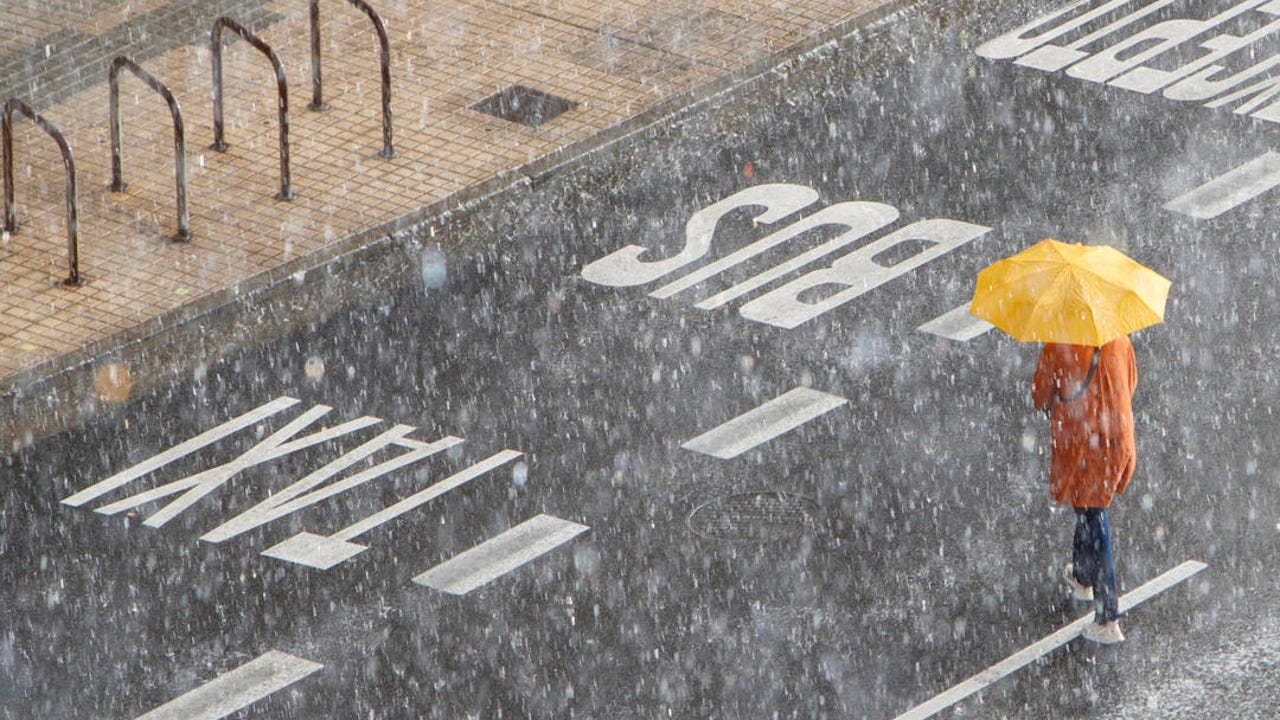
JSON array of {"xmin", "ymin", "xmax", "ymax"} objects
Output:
[{"xmin": 0, "ymin": 0, "xmax": 908, "ymax": 450}]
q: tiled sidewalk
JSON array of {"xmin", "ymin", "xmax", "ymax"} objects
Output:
[{"xmin": 0, "ymin": 0, "xmax": 907, "ymax": 448}]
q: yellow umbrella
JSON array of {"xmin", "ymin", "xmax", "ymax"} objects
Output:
[{"xmin": 970, "ymin": 238, "xmax": 1170, "ymax": 347}]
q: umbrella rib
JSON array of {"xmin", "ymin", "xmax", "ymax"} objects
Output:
[{"xmin": 1026, "ymin": 265, "xmax": 1076, "ymax": 343}]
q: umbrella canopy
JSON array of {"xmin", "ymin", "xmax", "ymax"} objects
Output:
[{"xmin": 970, "ymin": 238, "xmax": 1170, "ymax": 347}]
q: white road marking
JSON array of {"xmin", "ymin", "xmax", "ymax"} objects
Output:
[
  {"xmin": 412, "ymin": 514, "xmax": 590, "ymax": 595},
  {"xmin": 738, "ymin": 219, "xmax": 989, "ymax": 329},
  {"xmin": 202, "ymin": 430, "xmax": 462, "ymax": 543},
  {"xmin": 1164, "ymin": 151, "xmax": 1280, "ymax": 219},
  {"xmin": 1063, "ymin": 1, "xmax": 1261, "ymax": 85},
  {"xmin": 690, "ymin": 203, "xmax": 899, "ymax": 309},
  {"xmin": 332, "ymin": 450, "xmax": 523, "ymax": 541},
  {"xmin": 261, "ymin": 450, "xmax": 522, "ymax": 569},
  {"xmin": 682, "ymin": 387, "xmax": 848, "ymax": 460},
  {"xmin": 917, "ymin": 303, "xmax": 993, "ymax": 342},
  {"xmin": 92, "ymin": 405, "xmax": 383, "ymax": 527},
  {"xmin": 134, "ymin": 650, "xmax": 322, "ymax": 720},
  {"xmin": 648, "ymin": 201, "xmax": 898, "ymax": 302},
  {"xmin": 580, "ymin": 184, "xmax": 819, "ymax": 287},
  {"xmin": 62, "ymin": 397, "xmax": 300, "ymax": 507},
  {"xmin": 976, "ymin": 0, "xmax": 1149, "ymax": 63},
  {"xmin": 891, "ymin": 560, "xmax": 1207, "ymax": 720},
  {"xmin": 980, "ymin": 0, "xmax": 1280, "ymax": 126}
]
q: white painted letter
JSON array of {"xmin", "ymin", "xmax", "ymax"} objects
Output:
[
  {"xmin": 976, "ymin": 0, "xmax": 1148, "ymax": 61},
  {"xmin": 1112, "ymin": 2, "xmax": 1280, "ymax": 93},
  {"xmin": 1069, "ymin": 2, "xmax": 1273, "ymax": 84},
  {"xmin": 653, "ymin": 201, "xmax": 899, "ymax": 302},
  {"xmin": 1204, "ymin": 73, "xmax": 1280, "ymax": 120},
  {"xmin": 62, "ymin": 397, "xmax": 301, "ymax": 508},
  {"xmin": 92, "ymin": 405, "xmax": 382, "ymax": 527},
  {"xmin": 579, "ymin": 184, "xmax": 818, "ymax": 287},
  {"xmin": 1164, "ymin": 55, "xmax": 1280, "ymax": 102},
  {"xmin": 260, "ymin": 450, "xmax": 523, "ymax": 570},
  {"xmin": 201, "ymin": 427, "xmax": 461, "ymax": 542},
  {"xmin": 738, "ymin": 219, "xmax": 990, "ymax": 329},
  {"xmin": 1011, "ymin": 0, "xmax": 1180, "ymax": 73}
]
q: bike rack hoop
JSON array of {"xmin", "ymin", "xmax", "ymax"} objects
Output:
[
  {"xmin": 210, "ymin": 16, "xmax": 294, "ymax": 201},
  {"xmin": 108, "ymin": 56, "xmax": 191, "ymax": 241},
  {"xmin": 309, "ymin": 0, "xmax": 395, "ymax": 158},
  {"xmin": 2, "ymin": 97, "xmax": 83, "ymax": 286}
]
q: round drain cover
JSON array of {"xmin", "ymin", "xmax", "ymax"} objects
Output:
[{"xmin": 686, "ymin": 491, "xmax": 820, "ymax": 542}]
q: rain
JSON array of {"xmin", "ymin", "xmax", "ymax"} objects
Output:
[{"xmin": 3, "ymin": 0, "xmax": 1280, "ymax": 718}]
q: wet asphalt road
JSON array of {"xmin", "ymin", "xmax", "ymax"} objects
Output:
[{"xmin": 7, "ymin": 1, "xmax": 1280, "ymax": 718}]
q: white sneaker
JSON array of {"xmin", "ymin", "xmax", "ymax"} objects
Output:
[
  {"xmin": 1082, "ymin": 620, "xmax": 1124, "ymax": 644},
  {"xmin": 1062, "ymin": 563, "xmax": 1094, "ymax": 602}
]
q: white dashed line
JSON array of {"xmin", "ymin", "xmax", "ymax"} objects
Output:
[
  {"xmin": 135, "ymin": 650, "xmax": 322, "ymax": 720},
  {"xmin": 917, "ymin": 303, "xmax": 993, "ymax": 342},
  {"xmin": 1165, "ymin": 151, "xmax": 1280, "ymax": 220},
  {"xmin": 412, "ymin": 514, "xmax": 590, "ymax": 595},
  {"xmin": 682, "ymin": 387, "xmax": 848, "ymax": 460}
]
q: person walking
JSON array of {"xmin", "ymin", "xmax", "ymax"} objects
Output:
[
  {"xmin": 972, "ymin": 239, "xmax": 1166, "ymax": 645},
  {"xmin": 1031, "ymin": 335, "xmax": 1138, "ymax": 644}
]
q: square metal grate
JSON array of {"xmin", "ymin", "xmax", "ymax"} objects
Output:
[{"xmin": 471, "ymin": 85, "xmax": 577, "ymax": 128}]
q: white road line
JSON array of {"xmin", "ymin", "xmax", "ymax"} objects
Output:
[
  {"xmin": 261, "ymin": 450, "xmax": 522, "ymax": 570},
  {"xmin": 682, "ymin": 387, "xmax": 847, "ymax": 460},
  {"xmin": 412, "ymin": 514, "xmax": 590, "ymax": 595},
  {"xmin": 892, "ymin": 560, "xmax": 1207, "ymax": 720},
  {"xmin": 1164, "ymin": 151, "xmax": 1280, "ymax": 219},
  {"xmin": 917, "ymin": 303, "xmax": 993, "ymax": 342},
  {"xmin": 135, "ymin": 650, "xmax": 322, "ymax": 720}
]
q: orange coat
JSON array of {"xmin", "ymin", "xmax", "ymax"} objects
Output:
[{"xmin": 1031, "ymin": 336, "xmax": 1138, "ymax": 508}]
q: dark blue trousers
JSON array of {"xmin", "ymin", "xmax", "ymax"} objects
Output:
[{"xmin": 1072, "ymin": 507, "xmax": 1119, "ymax": 624}]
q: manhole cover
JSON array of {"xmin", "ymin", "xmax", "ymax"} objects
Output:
[
  {"xmin": 686, "ymin": 491, "xmax": 820, "ymax": 542},
  {"xmin": 471, "ymin": 85, "xmax": 577, "ymax": 128}
]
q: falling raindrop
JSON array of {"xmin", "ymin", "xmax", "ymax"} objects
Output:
[
  {"xmin": 304, "ymin": 356, "xmax": 325, "ymax": 383},
  {"xmin": 512, "ymin": 460, "xmax": 529, "ymax": 487},
  {"xmin": 421, "ymin": 247, "xmax": 447, "ymax": 289}
]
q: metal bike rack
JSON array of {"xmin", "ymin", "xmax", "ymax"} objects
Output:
[
  {"xmin": 308, "ymin": 0, "xmax": 395, "ymax": 158},
  {"xmin": 210, "ymin": 16, "xmax": 294, "ymax": 201},
  {"xmin": 108, "ymin": 56, "xmax": 191, "ymax": 241},
  {"xmin": 2, "ymin": 98, "xmax": 82, "ymax": 286}
]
